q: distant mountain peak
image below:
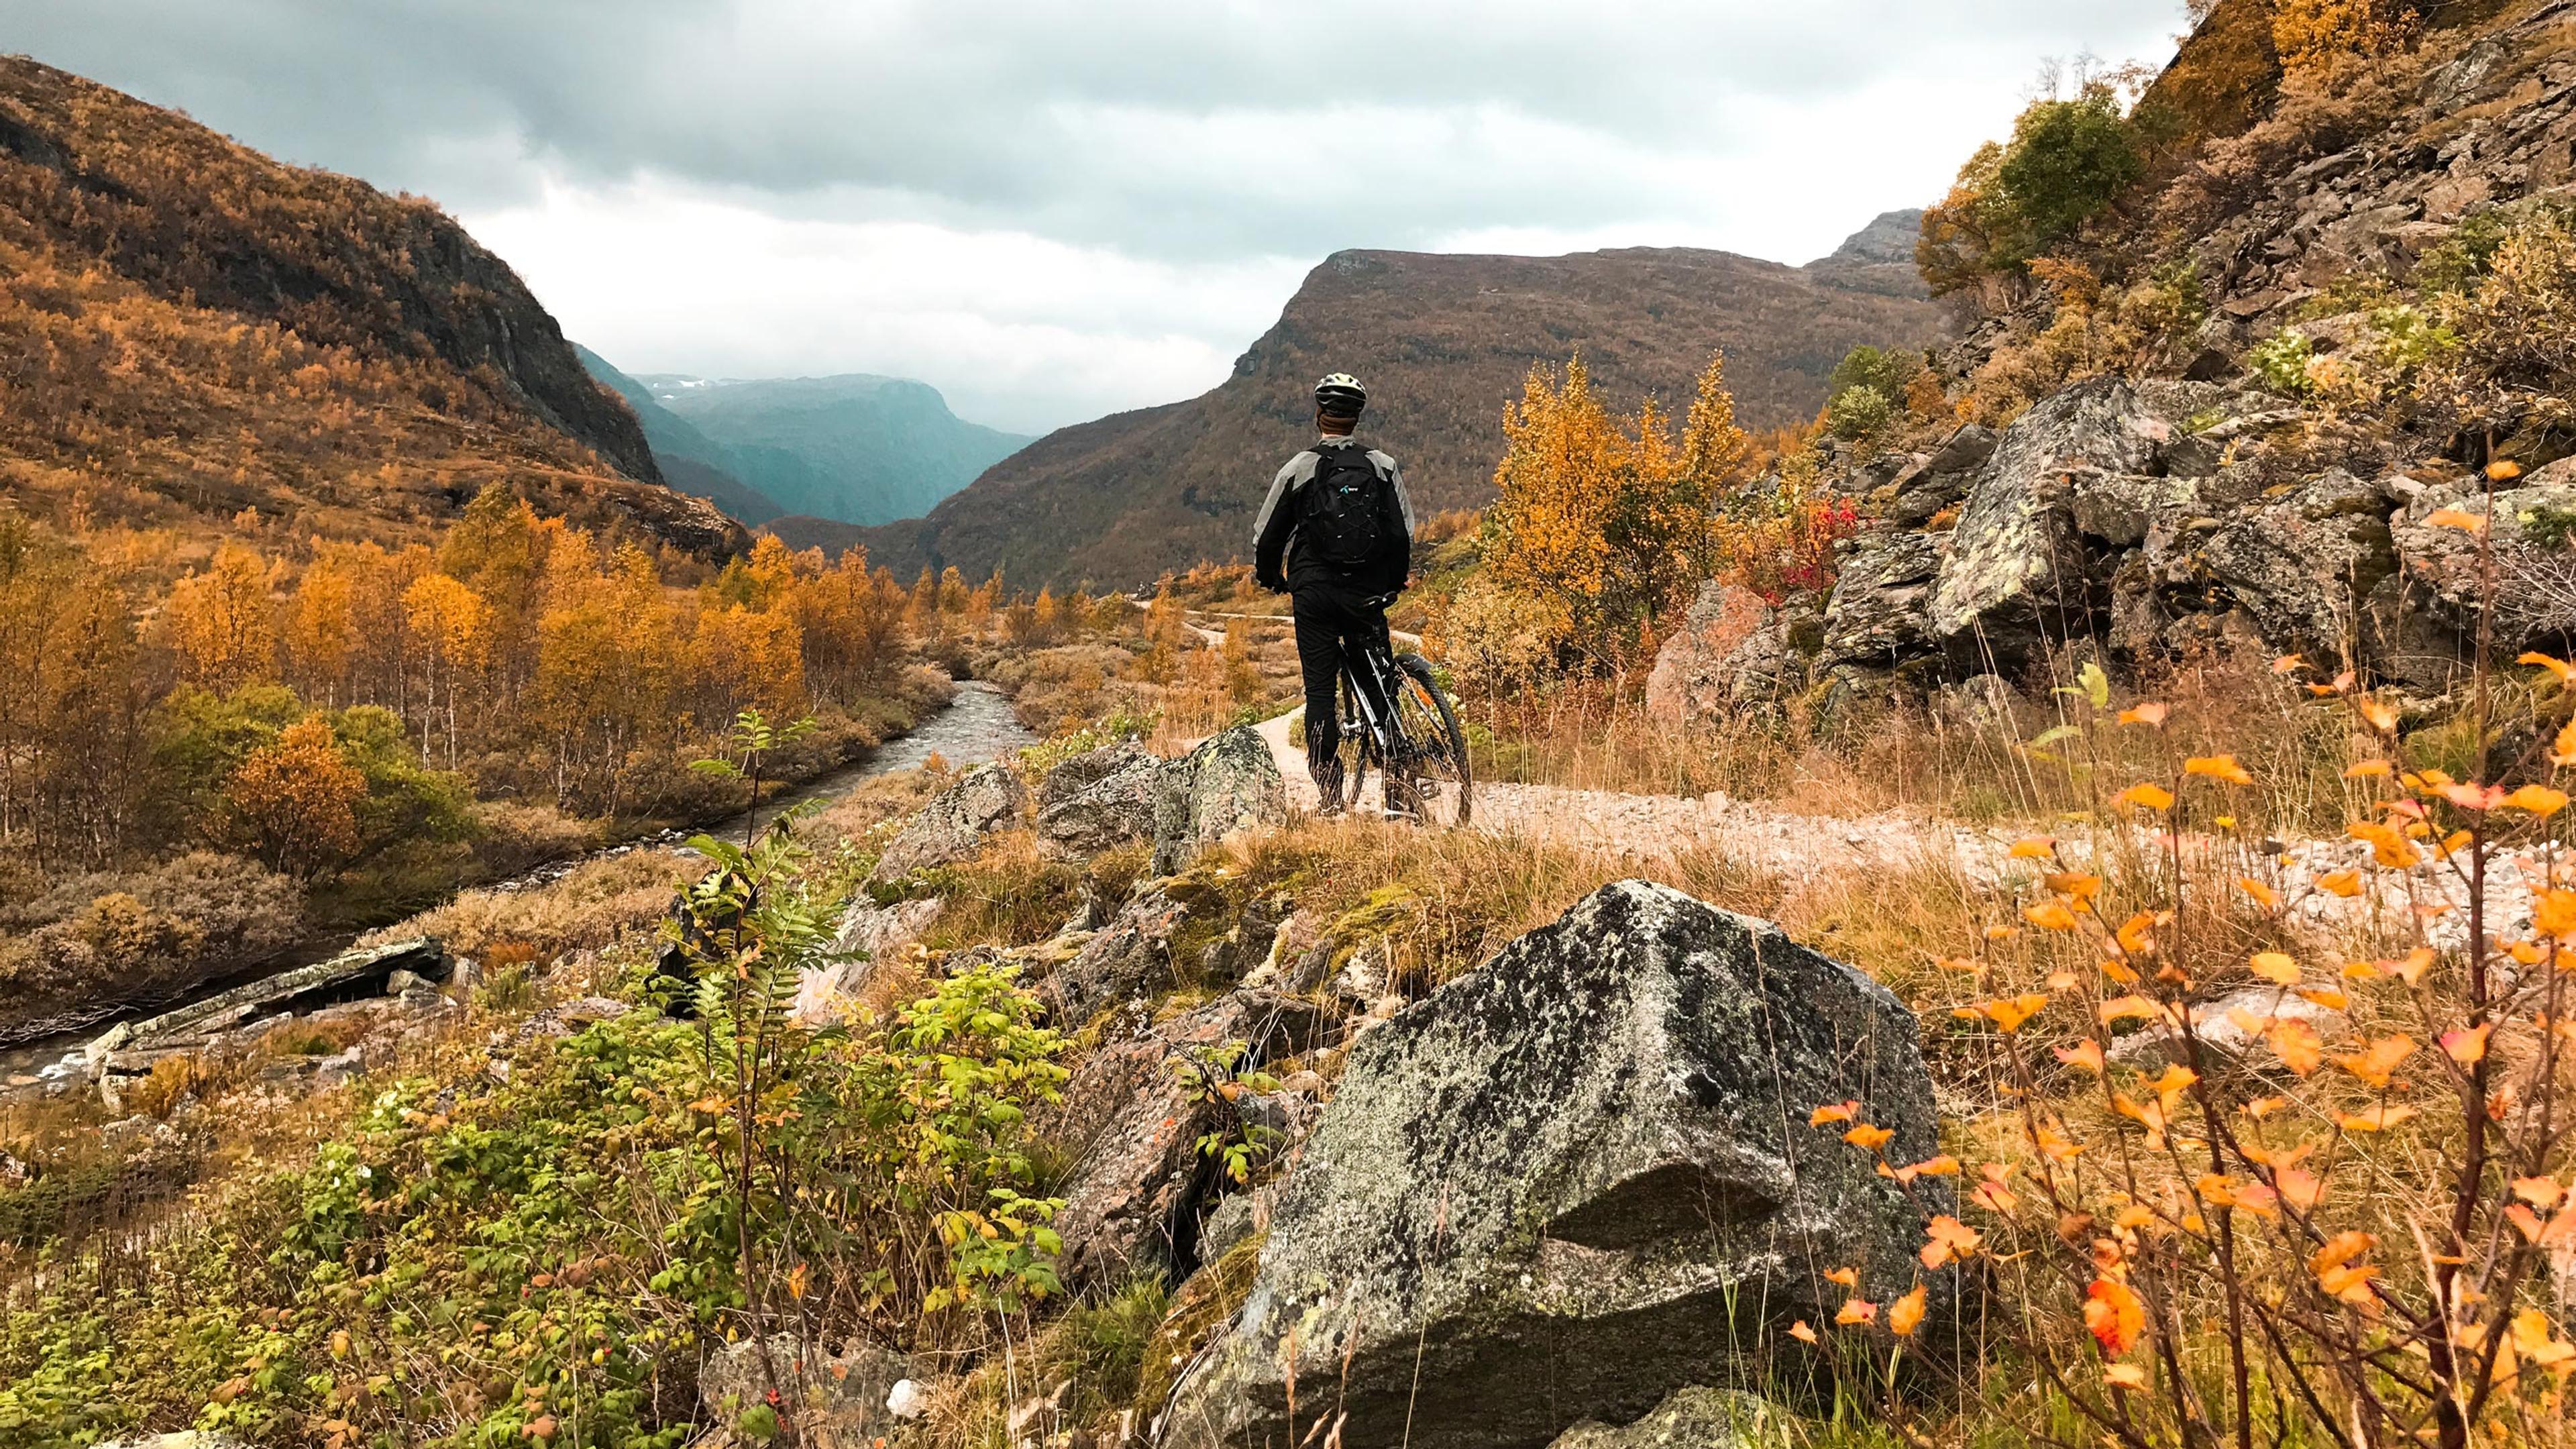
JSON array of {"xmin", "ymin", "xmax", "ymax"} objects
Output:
[{"xmin": 1803, "ymin": 209, "xmax": 1931, "ymax": 300}]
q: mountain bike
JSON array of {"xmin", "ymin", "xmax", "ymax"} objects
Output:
[{"xmin": 1324, "ymin": 612, "xmax": 1473, "ymax": 827}]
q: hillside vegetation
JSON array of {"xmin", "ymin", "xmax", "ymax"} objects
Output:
[{"xmin": 0, "ymin": 56, "xmax": 739, "ymax": 558}]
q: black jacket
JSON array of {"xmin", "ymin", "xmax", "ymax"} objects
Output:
[{"xmin": 1251, "ymin": 437, "xmax": 1417, "ymax": 596}]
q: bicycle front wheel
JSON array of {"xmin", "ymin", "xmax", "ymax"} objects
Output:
[{"xmin": 1388, "ymin": 654, "xmax": 1473, "ymax": 827}]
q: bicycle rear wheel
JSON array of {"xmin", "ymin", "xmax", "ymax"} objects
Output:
[
  {"xmin": 1387, "ymin": 654, "xmax": 1473, "ymax": 827},
  {"xmin": 1328, "ymin": 673, "xmax": 1373, "ymax": 814}
]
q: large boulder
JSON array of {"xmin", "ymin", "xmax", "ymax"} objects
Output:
[
  {"xmin": 1644, "ymin": 582, "xmax": 1778, "ymax": 725},
  {"xmin": 1819, "ymin": 531, "xmax": 1942, "ymax": 666},
  {"xmin": 2199, "ymin": 468, "xmax": 2398, "ymax": 657},
  {"xmin": 1159, "ymin": 881, "xmax": 1952, "ymax": 1449},
  {"xmin": 1047, "ymin": 988, "xmax": 1329, "ymax": 1287},
  {"xmin": 1927, "ymin": 379, "xmax": 2175, "ymax": 648},
  {"xmin": 1038, "ymin": 743, "xmax": 1163, "ymax": 857},
  {"xmin": 869, "ymin": 762, "xmax": 1026, "ymax": 883},
  {"xmin": 2391, "ymin": 460, "xmax": 2576, "ymax": 647},
  {"xmin": 1152, "ymin": 727, "xmax": 1287, "ymax": 875}
]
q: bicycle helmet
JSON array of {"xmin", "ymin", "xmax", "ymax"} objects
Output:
[{"xmin": 1314, "ymin": 372, "xmax": 1367, "ymax": 419}]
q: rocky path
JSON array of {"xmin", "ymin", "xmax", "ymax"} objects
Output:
[{"xmin": 1246, "ymin": 710, "xmax": 2551, "ymax": 951}]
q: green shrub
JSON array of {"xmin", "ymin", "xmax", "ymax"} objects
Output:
[{"xmin": 2249, "ymin": 331, "xmax": 2318, "ymax": 395}]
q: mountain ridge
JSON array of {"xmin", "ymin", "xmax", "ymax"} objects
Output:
[{"xmin": 841, "ymin": 220, "xmax": 1947, "ymax": 587}]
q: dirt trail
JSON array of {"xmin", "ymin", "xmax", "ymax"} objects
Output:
[{"xmin": 1246, "ymin": 709, "xmax": 2548, "ymax": 951}]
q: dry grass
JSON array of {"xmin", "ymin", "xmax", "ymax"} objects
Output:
[{"xmin": 360, "ymin": 847, "xmax": 689, "ymax": 961}]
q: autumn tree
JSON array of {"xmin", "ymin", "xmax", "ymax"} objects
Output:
[
  {"xmin": 221, "ymin": 715, "xmax": 366, "ymax": 881},
  {"xmin": 167, "ymin": 541, "xmax": 277, "ymax": 692},
  {"xmin": 1483, "ymin": 351, "xmax": 1748, "ymax": 667},
  {"xmin": 403, "ymin": 572, "xmax": 492, "ymax": 767},
  {"xmin": 1918, "ymin": 85, "xmax": 2143, "ymax": 296},
  {"xmin": 2272, "ymin": 0, "xmax": 2418, "ymax": 74},
  {"xmin": 284, "ymin": 553, "xmax": 357, "ymax": 704},
  {"xmin": 1138, "ymin": 577, "xmax": 1189, "ymax": 685}
]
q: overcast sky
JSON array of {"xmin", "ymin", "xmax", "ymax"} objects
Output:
[{"xmin": 9, "ymin": 1, "xmax": 2190, "ymax": 435}]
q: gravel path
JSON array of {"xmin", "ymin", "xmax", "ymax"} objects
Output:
[{"xmin": 1248, "ymin": 709, "xmax": 2551, "ymax": 952}]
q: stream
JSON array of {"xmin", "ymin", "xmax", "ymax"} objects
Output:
[{"xmin": 0, "ymin": 681, "xmax": 1035, "ymax": 1096}]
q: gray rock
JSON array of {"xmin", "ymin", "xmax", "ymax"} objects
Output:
[
  {"xmin": 792, "ymin": 896, "xmax": 946, "ymax": 1024},
  {"xmin": 1644, "ymin": 582, "xmax": 1779, "ymax": 726},
  {"xmin": 511, "ymin": 996, "xmax": 631, "ymax": 1046},
  {"xmin": 2392, "ymin": 469, "xmax": 2576, "ymax": 647},
  {"xmin": 121, "ymin": 938, "xmax": 444, "ymax": 1049},
  {"xmin": 1038, "ymin": 741, "xmax": 1155, "ymax": 810},
  {"xmin": 1929, "ymin": 379, "xmax": 2167, "ymax": 647},
  {"xmin": 1038, "ymin": 747, "xmax": 1163, "ymax": 857},
  {"xmin": 869, "ymin": 761, "xmax": 1027, "ymax": 883},
  {"xmin": 1048, "ymin": 989, "xmax": 1327, "ymax": 1287},
  {"xmin": 2109, "ymin": 984, "xmax": 2346, "ymax": 1075},
  {"xmin": 1152, "ymin": 727, "xmax": 1286, "ymax": 875},
  {"xmin": 698, "ymin": 1333, "xmax": 910, "ymax": 1448},
  {"xmin": 1921, "ymin": 423, "xmax": 1998, "ymax": 477},
  {"xmin": 1161, "ymin": 882, "xmax": 1953, "ymax": 1449},
  {"xmin": 1819, "ymin": 531, "xmax": 1942, "ymax": 666},
  {"xmin": 2202, "ymin": 468, "xmax": 2398, "ymax": 657},
  {"xmin": 1547, "ymin": 1387, "xmax": 1796, "ymax": 1449},
  {"xmin": 1046, "ymin": 879, "xmax": 1193, "ymax": 1026},
  {"xmin": 311, "ymin": 1046, "xmax": 365, "ymax": 1088},
  {"xmin": 2069, "ymin": 470, "xmax": 2200, "ymax": 549},
  {"xmin": 384, "ymin": 968, "xmax": 428, "ymax": 997},
  {"xmin": 1195, "ymin": 1185, "xmax": 1277, "ymax": 1268}
]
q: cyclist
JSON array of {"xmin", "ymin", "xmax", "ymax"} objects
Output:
[{"xmin": 1252, "ymin": 372, "xmax": 1417, "ymax": 811}]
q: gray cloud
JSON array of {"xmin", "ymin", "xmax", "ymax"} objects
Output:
[{"xmin": 8, "ymin": 0, "xmax": 2189, "ymax": 262}]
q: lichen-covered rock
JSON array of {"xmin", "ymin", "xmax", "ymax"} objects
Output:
[
  {"xmin": 1048, "ymin": 989, "xmax": 1327, "ymax": 1287},
  {"xmin": 1046, "ymin": 879, "xmax": 1193, "ymax": 1027},
  {"xmin": 2200, "ymin": 468, "xmax": 2397, "ymax": 656},
  {"xmin": 699, "ymin": 1333, "xmax": 911, "ymax": 1448},
  {"xmin": 1819, "ymin": 531, "xmax": 1942, "ymax": 666},
  {"xmin": 1152, "ymin": 727, "xmax": 1286, "ymax": 874},
  {"xmin": 2392, "ymin": 464, "xmax": 2576, "ymax": 647},
  {"xmin": 1038, "ymin": 745, "xmax": 1163, "ymax": 857},
  {"xmin": 1159, "ymin": 881, "xmax": 1952, "ymax": 1449},
  {"xmin": 869, "ymin": 762, "xmax": 1027, "ymax": 883},
  {"xmin": 1928, "ymin": 379, "xmax": 2171, "ymax": 647},
  {"xmin": 1546, "ymin": 1387, "xmax": 1794, "ymax": 1449},
  {"xmin": 1644, "ymin": 582, "xmax": 1778, "ymax": 726}
]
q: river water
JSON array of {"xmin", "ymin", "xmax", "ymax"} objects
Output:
[{"xmin": 0, "ymin": 681, "xmax": 1034, "ymax": 1095}]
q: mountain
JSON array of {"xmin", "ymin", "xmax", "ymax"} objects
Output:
[
  {"xmin": 1803, "ymin": 209, "xmax": 1931, "ymax": 299},
  {"xmin": 0, "ymin": 57, "xmax": 741, "ymax": 556},
  {"xmin": 853, "ymin": 223, "xmax": 1947, "ymax": 588},
  {"xmin": 638, "ymin": 373, "xmax": 1034, "ymax": 528},
  {"xmin": 575, "ymin": 345, "xmax": 788, "ymax": 525}
]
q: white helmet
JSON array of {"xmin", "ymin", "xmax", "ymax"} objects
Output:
[{"xmin": 1314, "ymin": 372, "xmax": 1367, "ymax": 417}]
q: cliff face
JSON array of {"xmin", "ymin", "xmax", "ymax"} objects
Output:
[
  {"xmin": 857, "ymin": 227, "xmax": 1947, "ymax": 588},
  {"xmin": 0, "ymin": 57, "xmax": 741, "ymax": 555}
]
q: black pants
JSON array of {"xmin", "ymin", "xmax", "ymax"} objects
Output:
[{"xmin": 1292, "ymin": 585, "xmax": 1392, "ymax": 770}]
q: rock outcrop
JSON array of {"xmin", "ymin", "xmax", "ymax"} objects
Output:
[
  {"xmin": 1049, "ymin": 989, "xmax": 1327, "ymax": 1287},
  {"xmin": 1161, "ymin": 881, "xmax": 1951, "ymax": 1449},
  {"xmin": 1038, "ymin": 743, "xmax": 1163, "ymax": 857},
  {"xmin": 1644, "ymin": 583, "xmax": 1779, "ymax": 725},
  {"xmin": 1152, "ymin": 728, "xmax": 1287, "ymax": 875},
  {"xmin": 869, "ymin": 763, "xmax": 1027, "ymax": 883},
  {"xmin": 698, "ymin": 1333, "xmax": 912, "ymax": 1448}
]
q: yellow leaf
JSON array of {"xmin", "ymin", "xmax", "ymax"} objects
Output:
[
  {"xmin": 2338, "ymin": 1104, "xmax": 2416, "ymax": 1132},
  {"xmin": 2512, "ymin": 1177, "xmax": 2567, "ymax": 1210},
  {"xmin": 1788, "ymin": 1320, "xmax": 1819, "ymax": 1344},
  {"xmin": 2344, "ymin": 759, "xmax": 2393, "ymax": 779},
  {"xmin": 2055, "ymin": 1040, "xmax": 2106, "ymax": 1074},
  {"xmin": 2316, "ymin": 869, "xmax": 2361, "ymax": 898},
  {"xmin": 2508, "ymin": 785, "xmax": 2569, "ymax": 818},
  {"xmin": 2104, "ymin": 1363, "xmax": 2150, "ymax": 1391},
  {"xmin": 2356, "ymin": 698, "xmax": 2400, "ymax": 734},
  {"xmin": 2100, "ymin": 995, "xmax": 2165, "ymax": 1025},
  {"xmin": 2239, "ymin": 877, "xmax": 2282, "ymax": 910},
  {"xmin": 2441, "ymin": 1022, "xmax": 2493, "ymax": 1065},
  {"xmin": 2008, "ymin": 837, "xmax": 2058, "ymax": 860},
  {"xmin": 1975, "ymin": 994, "xmax": 2051, "ymax": 1034},
  {"xmin": 1888, "ymin": 1283, "xmax": 1929, "ymax": 1336},
  {"xmin": 2186, "ymin": 755, "xmax": 2255, "ymax": 786},
  {"xmin": 2333, "ymin": 1034, "xmax": 2415, "ymax": 1088},
  {"xmin": 2267, "ymin": 1018, "xmax": 2324, "ymax": 1074},
  {"xmin": 2555, "ymin": 720, "xmax": 2576, "ymax": 769},
  {"xmin": 2490, "ymin": 460, "xmax": 2524, "ymax": 482},
  {"xmin": 1825, "ymin": 1266, "xmax": 1860, "ymax": 1287},
  {"xmin": 2085, "ymin": 1277, "xmax": 2145, "ymax": 1354},
  {"xmin": 1921, "ymin": 1214, "xmax": 1984, "ymax": 1268},
  {"xmin": 2119, "ymin": 702, "xmax": 2169, "ymax": 727},
  {"xmin": 2520, "ymin": 652, "xmax": 2576, "ymax": 688},
  {"xmin": 1835, "ymin": 1297, "xmax": 1876, "ymax": 1326},
  {"xmin": 2116, "ymin": 782, "xmax": 2176, "ymax": 812},
  {"xmin": 1809, "ymin": 1101, "xmax": 1860, "ymax": 1126},
  {"xmin": 2023, "ymin": 900, "xmax": 2080, "ymax": 932},
  {"xmin": 2247, "ymin": 951, "xmax": 2300, "ymax": 985},
  {"xmin": 1843, "ymin": 1123, "xmax": 1894, "ymax": 1150},
  {"xmin": 2426, "ymin": 507, "xmax": 2489, "ymax": 533}
]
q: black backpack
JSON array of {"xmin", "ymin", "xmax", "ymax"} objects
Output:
[{"xmin": 1297, "ymin": 443, "xmax": 1390, "ymax": 571}]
